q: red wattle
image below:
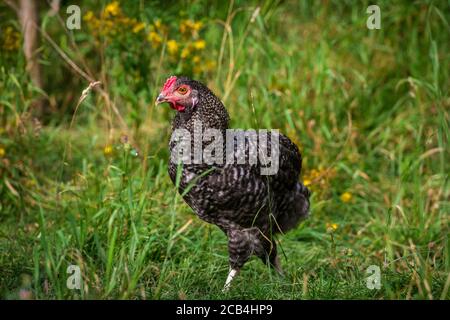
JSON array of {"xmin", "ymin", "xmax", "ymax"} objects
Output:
[{"xmin": 169, "ymin": 103, "xmax": 185, "ymax": 112}]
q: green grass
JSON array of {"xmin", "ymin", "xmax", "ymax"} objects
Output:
[{"xmin": 0, "ymin": 0, "xmax": 449, "ymax": 299}]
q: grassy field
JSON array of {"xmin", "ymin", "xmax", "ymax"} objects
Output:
[{"xmin": 0, "ymin": 0, "xmax": 449, "ymax": 299}]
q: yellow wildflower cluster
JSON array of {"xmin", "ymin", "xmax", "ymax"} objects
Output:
[
  {"xmin": 146, "ymin": 19, "xmax": 170, "ymax": 48},
  {"xmin": 164, "ymin": 19, "xmax": 214, "ymax": 75},
  {"xmin": 83, "ymin": 1, "xmax": 146, "ymax": 39},
  {"xmin": 303, "ymin": 167, "xmax": 353, "ymax": 203},
  {"xmin": 147, "ymin": 31, "xmax": 162, "ymax": 47},
  {"xmin": 170, "ymin": 20, "xmax": 205, "ymax": 59},
  {"xmin": 302, "ymin": 167, "xmax": 334, "ymax": 187},
  {"xmin": 179, "ymin": 19, "xmax": 203, "ymax": 37},
  {"xmin": 83, "ymin": 2, "xmax": 215, "ymax": 75},
  {"xmin": 0, "ymin": 146, "xmax": 5, "ymax": 157},
  {"xmin": 302, "ymin": 167, "xmax": 336, "ymax": 199},
  {"xmin": 1, "ymin": 26, "xmax": 20, "ymax": 51},
  {"xmin": 103, "ymin": 1, "xmax": 120, "ymax": 17},
  {"xmin": 193, "ymin": 59, "xmax": 216, "ymax": 75}
]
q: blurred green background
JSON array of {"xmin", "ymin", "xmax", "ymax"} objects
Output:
[{"xmin": 0, "ymin": 0, "xmax": 448, "ymax": 299}]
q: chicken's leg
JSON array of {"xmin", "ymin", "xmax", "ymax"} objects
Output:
[
  {"xmin": 259, "ymin": 235, "xmax": 284, "ymax": 276},
  {"xmin": 272, "ymin": 255, "xmax": 284, "ymax": 276},
  {"xmin": 223, "ymin": 228, "xmax": 256, "ymax": 292},
  {"xmin": 222, "ymin": 267, "xmax": 239, "ymax": 292}
]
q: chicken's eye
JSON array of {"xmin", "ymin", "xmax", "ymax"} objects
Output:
[{"xmin": 177, "ymin": 86, "xmax": 188, "ymax": 95}]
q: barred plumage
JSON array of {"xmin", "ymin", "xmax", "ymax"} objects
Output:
[{"xmin": 157, "ymin": 76, "xmax": 310, "ymax": 290}]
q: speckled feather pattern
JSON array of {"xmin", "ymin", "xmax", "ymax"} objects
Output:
[{"xmin": 167, "ymin": 77, "xmax": 310, "ymax": 270}]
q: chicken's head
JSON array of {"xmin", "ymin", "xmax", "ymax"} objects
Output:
[{"xmin": 155, "ymin": 76, "xmax": 198, "ymax": 112}]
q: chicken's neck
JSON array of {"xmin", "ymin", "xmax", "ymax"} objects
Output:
[{"xmin": 171, "ymin": 94, "xmax": 230, "ymax": 135}]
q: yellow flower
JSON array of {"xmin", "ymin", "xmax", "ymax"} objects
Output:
[
  {"xmin": 192, "ymin": 21, "xmax": 203, "ymax": 31},
  {"xmin": 193, "ymin": 39, "xmax": 206, "ymax": 50},
  {"xmin": 192, "ymin": 55, "xmax": 201, "ymax": 64},
  {"xmin": 154, "ymin": 19, "xmax": 162, "ymax": 29},
  {"xmin": 180, "ymin": 19, "xmax": 202, "ymax": 34},
  {"xmin": 147, "ymin": 31, "xmax": 162, "ymax": 47},
  {"xmin": 2, "ymin": 27, "xmax": 20, "ymax": 51},
  {"xmin": 99, "ymin": 19, "xmax": 115, "ymax": 37},
  {"xmin": 104, "ymin": 1, "xmax": 120, "ymax": 17},
  {"xmin": 179, "ymin": 23, "xmax": 187, "ymax": 34},
  {"xmin": 167, "ymin": 40, "xmax": 179, "ymax": 55},
  {"xmin": 83, "ymin": 11, "xmax": 95, "ymax": 22},
  {"xmin": 326, "ymin": 222, "xmax": 338, "ymax": 233},
  {"xmin": 132, "ymin": 22, "xmax": 145, "ymax": 33},
  {"xmin": 180, "ymin": 47, "xmax": 190, "ymax": 59},
  {"xmin": 340, "ymin": 192, "xmax": 352, "ymax": 203},
  {"xmin": 303, "ymin": 178, "xmax": 311, "ymax": 186},
  {"xmin": 103, "ymin": 145, "xmax": 113, "ymax": 156},
  {"xmin": 205, "ymin": 60, "xmax": 216, "ymax": 71},
  {"xmin": 0, "ymin": 147, "xmax": 5, "ymax": 157},
  {"xmin": 121, "ymin": 17, "xmax": 133, "ymax": 26},
  {"xmin": 179, "ymin": 19, "xmax": 192, "ymax": 34}
]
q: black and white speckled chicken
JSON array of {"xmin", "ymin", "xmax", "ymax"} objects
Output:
[{"xmin": 156, "ymin": 76, "xmax": 310, "ymax": 290}]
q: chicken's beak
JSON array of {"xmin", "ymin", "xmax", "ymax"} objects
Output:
[{"xmin": 155, "ymin": 94, "xmax": 166, "ymax": 105}]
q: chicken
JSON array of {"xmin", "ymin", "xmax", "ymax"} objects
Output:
[{"xmin": 156, "ymin": 76, "xmax": 310, "ymax": 290}]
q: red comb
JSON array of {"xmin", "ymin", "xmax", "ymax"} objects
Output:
[{"xmin": 162, "ymin": 76, "xmax": 177, "ymax": 91}]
